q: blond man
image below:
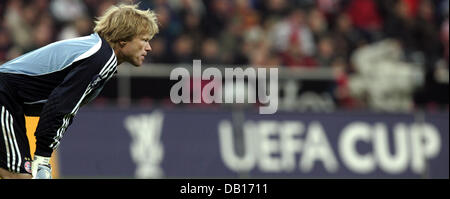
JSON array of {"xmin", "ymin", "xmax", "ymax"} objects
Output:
[{"xmin": 0, "ymin": 4, "xmax": 158, "ymax": 179}]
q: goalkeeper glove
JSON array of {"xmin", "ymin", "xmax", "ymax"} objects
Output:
[{"xmin": 32, "ymin": 155, "xmax": 52, "ymax": 179}]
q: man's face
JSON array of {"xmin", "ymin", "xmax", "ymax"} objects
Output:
[{"xmin": 121, "ymin": 34, "xmax": 152, "ymax": 66}]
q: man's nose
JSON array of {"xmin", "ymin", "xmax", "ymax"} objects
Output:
[{"xmin": 145, "ymin": 42, "xmax": 152, "ymax": 51}]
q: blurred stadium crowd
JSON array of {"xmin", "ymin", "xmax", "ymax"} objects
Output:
[{"xmin": 0, "ymin": 0, "xmax": 448, "ymax": 112}]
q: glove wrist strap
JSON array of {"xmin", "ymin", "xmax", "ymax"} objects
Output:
[{"xmin": 34, "ymin": 155, "xmax": 51, "ymax": 165}]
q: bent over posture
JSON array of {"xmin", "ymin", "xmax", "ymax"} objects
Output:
[{"xmin": 0, "ymin": 4, "xmax": 158, "ymax": 179}]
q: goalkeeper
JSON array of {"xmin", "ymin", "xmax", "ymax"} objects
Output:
[{"xmin": 0, "ymin": 4, "xmax": 158, "ymax": 179}]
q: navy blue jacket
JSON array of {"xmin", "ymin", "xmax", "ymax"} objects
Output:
[{"xmin": 0, "ymin": 33, "xmax": 118, "ymax": 157}]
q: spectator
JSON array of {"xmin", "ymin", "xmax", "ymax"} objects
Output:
[
  {"xmin": 146, "ymin": 36, "xmax": 171, "ymax": 64},
  {"xmin": 4, "ymin": 1, "xmax": 34, "ymax": 52},
  {"xmin": 172, "ymin": 34, "xmax": 194, "ymax": 64},
  {"xmin": 233, "ymin": 0, "xmax": 260, "ymax": 32},
  {"xmin": 401, "ymin": 0, "xmax": 421, "ymax": 18},
  {"xmin": 219, "ymin": 21, "xmax": 248, "ymax": 65},
  {"xmin": 345, "ymin": 0, "xmax": 383, "ymax": 42},
  {"xmin": 0, "ymin": 27, "xmax": 12, "ymax": 62},
  {"xmin": 316, "ymin": 0, "xmax": 341, "ymax": 19},
  {"xmin": 50, "ymin": 0, "xmax": 87, "ymax": 24},
  {"xmin": 259, "ymin": 0, "xmax": 290, "ymax": 22},
  {"xmin": 307, "ymin": 7, "xmax": 329, "ymax": 41},
  {"xmin": 413, "ymin": 0, "xmax": 441, "ymax": 67},
  {"xmin": 332, "ymin": 12, "xmax": 365, "ymax": 63},
  {"xmin": 180, "ymin": 11, "xmax": 203, "ymax": 57},
  {"xmin": 30, "ymin": 15, "xmax": 55, "ymax": 49},
  {"xmin": 382, "ymin": 0, "xmax": 416, "ymax": 56},
  {"xmin": 155, "ymin": 5, "xmax": 181, "ymax": 56},
  {"xmin": 441, "ymin": 18, "xmax": 449, "ymax": 63},
  {"xmin": 169, "ymin": 0, "xmax": 205, "ymax": 15},
  {"xmin": 281, "ymin": 40, "xmax": 318, "ymax": 68},
  {"xmin": 58, "ymin": 15, "xmax": 93, "ymax": 40},
  {"xmin": 201, "ymin": 0, "xmax": 232, "ymax": 38},
  {"xmin": 315, "ymin": 35, "xmax": 336, "ymax": 67},
  {"xmin": 271, "ymin": 8, "xmax": 316, "ymax": 57},
  {"xmin": 332, "ymin": 56, "xmax": 359, "ymax": 109},
  {"xmin": 200, "ymin": 38, "xmax": 221, "ymax": 65}
]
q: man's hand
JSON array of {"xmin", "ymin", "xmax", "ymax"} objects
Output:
[{"xmin": 31, "ymin": 155, "xmax": 52, "ymax": 179}]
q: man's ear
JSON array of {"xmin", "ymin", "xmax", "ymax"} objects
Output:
[{"xmin": 119, "ymin": 41, "xmax": 127, "ymax": 47}]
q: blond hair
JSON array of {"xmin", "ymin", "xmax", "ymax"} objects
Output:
[{"xmin": 94, "ymin": 4, "xmax": 159, "ymax": 48}]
